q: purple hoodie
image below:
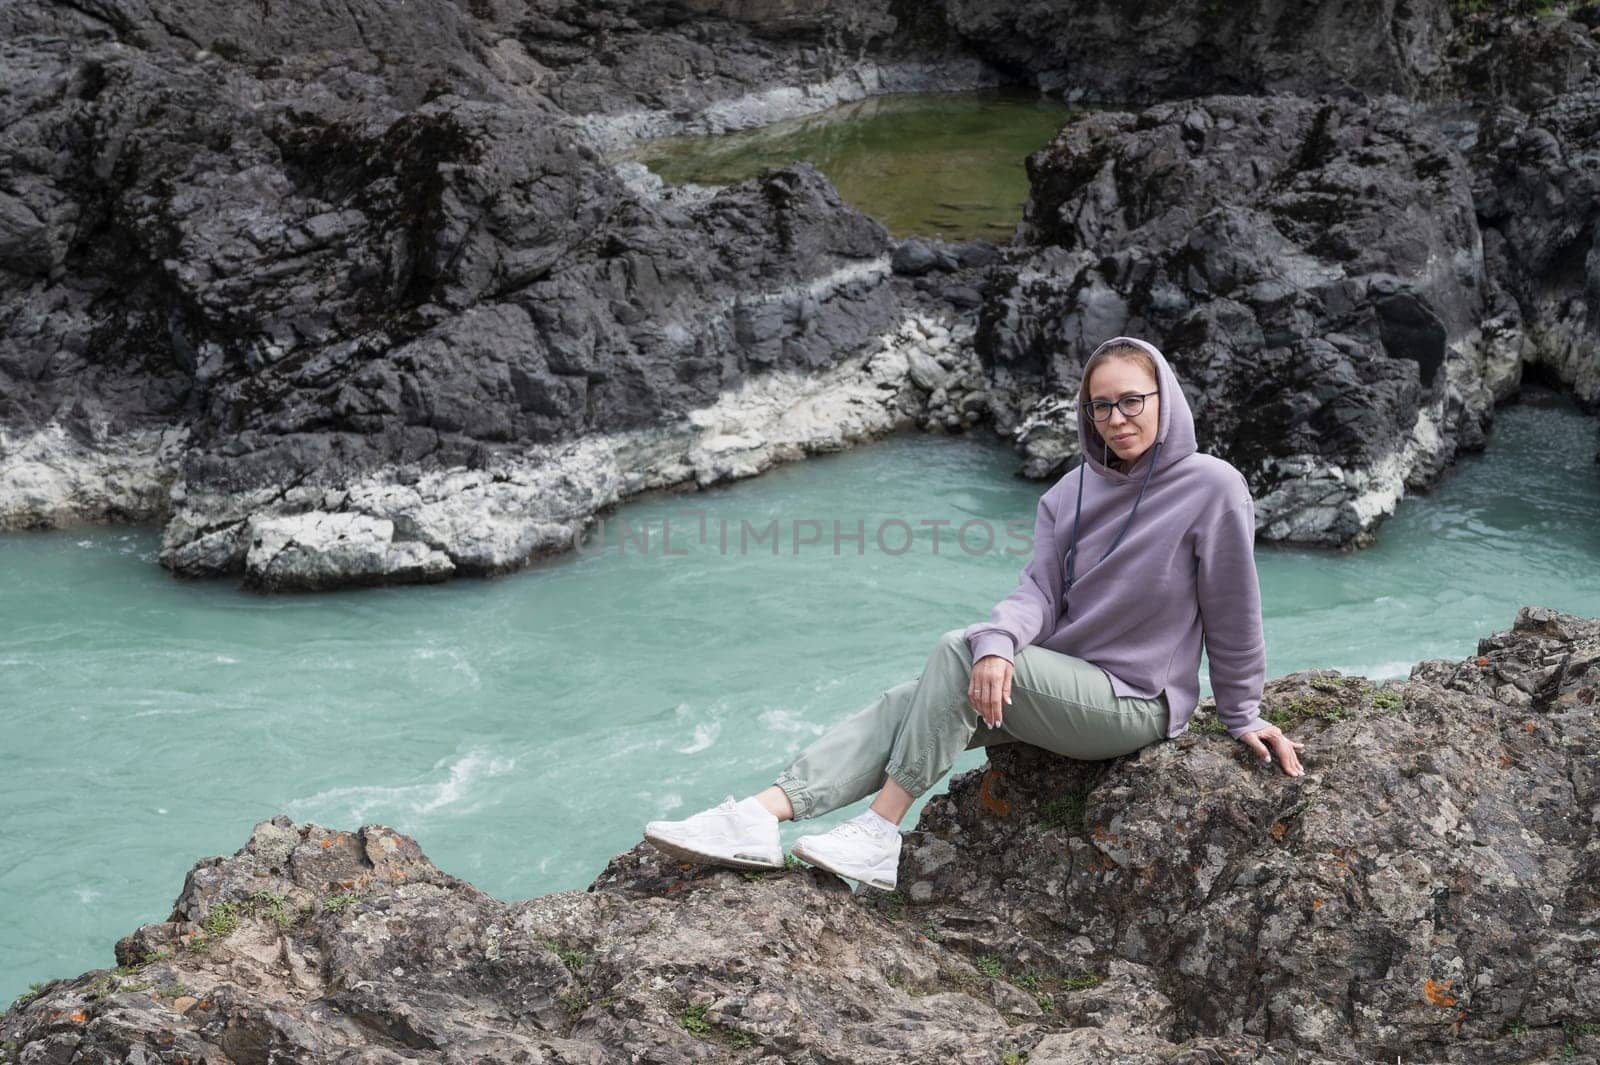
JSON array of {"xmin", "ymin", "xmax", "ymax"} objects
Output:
[{"xmin": 964, "ymin": 337, "xmax": 1268, "ymax": 740}]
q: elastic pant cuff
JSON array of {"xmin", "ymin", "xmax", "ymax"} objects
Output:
[
  {"xmin": 883, "ymin": 764, "xmax": 928, "ymax": 802},
  {"xmin": 772, "ymin": 774, "xmax": 813, "ymax": 820}
]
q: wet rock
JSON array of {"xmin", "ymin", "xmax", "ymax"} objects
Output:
[
  {"xmin": 953, "ymin": 241, "xmax": 1001, "ymax": 269},
  {"xmin": 5, "ymin": 609, "xmax": 1595, "ymax": 1062}
]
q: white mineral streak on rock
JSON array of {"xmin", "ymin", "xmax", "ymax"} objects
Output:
[
  {"xmin": 1527, "ymin": 305, "xmax": 1600, "ymax": 406},
  {"xmin": 575, "ymin": 59, "xmax": 1003, "ymax": 154},
  {"xmin": 162, "ymin": 312, "xmax": 976, "ymax": 589},
  {"xmin": 0, "ymin": 423, "xmax": 189, "ymax": 530},
  {"xmin": 244, "ymin": 512, "xmax": 455, "ymax": 591},
  {"xmin": 1255, "ymin": 404, "xmax": 1451, "ymax": 546},
  {"xmin": 1009, "ymin": 392, "xmax": 1081, "ymax": 479}
]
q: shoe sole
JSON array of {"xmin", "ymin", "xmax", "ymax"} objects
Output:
[
  {"xmin": 643, "ymin": 830, "xmax": 784, "ymax": 871},
  {"xmin": 790, "ymin": 839, "xmax": 897, "ymax": 892}
]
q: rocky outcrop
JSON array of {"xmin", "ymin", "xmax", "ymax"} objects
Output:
[
  {"xmin": 0, "ymin": 0, "xmax": 1004, "ymax": 587},
  {"xmin": 898, "ymin": 604, "xmax": 1600, "ymax": 1060},
  {"xmin": 511, "ymin": 0, "xmax": 1005, "ymax": 151},
  {"xmin": 1464, "ymin": 18, "xmax": 1600, "ymax": 408},
  {"xmin": 942, "ymin": 0, "xmax": 1456, "ymax": 103},
  {"xmin": 4, "ymin": 0, "xmax": 1600, "ymax": 588},
  {"xmin": 0, "ymin": 425, "xmax": 188, "ymax": 530},
  {"xmin": 978, "ymin": 93, "xmax": 1495, "ymax": 545},
  {"xmin": 168, "ymin": 310, "xmax": 975, "ymax": 590},
  {"xmin": 4, "ymin": 607, "xmax": 1596, "ymax": 1062}
]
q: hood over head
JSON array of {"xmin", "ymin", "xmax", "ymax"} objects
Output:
[
  {"xmin": 1076, "ymin": 336, "xmax": 1197, "ymax": 483},
  {"xmin": 1060, "ymin": 336, "xmax": 1198, "ymax": 612}
]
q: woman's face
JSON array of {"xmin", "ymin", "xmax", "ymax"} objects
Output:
[{"xmin": 1087, "ymin": 356, "xmax": 1160, "ymax": 466}]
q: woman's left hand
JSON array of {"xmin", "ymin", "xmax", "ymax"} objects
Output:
[{"xmin": 1239, "ymin": 724, "xmax": 1304, "ymax": 777}]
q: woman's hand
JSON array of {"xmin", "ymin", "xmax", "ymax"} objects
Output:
[
  {"xmin": 969, "ymin": 655, "xmax": 1013, "ymax": 728},
  {"xmin": 1239, "ymin": 724, "xmax": 1304, "ymax": 777}
]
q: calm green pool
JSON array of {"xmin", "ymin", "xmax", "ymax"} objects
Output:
[{"xmin": 627, "ymin": 90, "xmax": 1075, "ymax": 240}]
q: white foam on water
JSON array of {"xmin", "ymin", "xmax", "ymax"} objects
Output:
[
  {"xmin": 675, "ymin": 721, "xmax": 721, "ymax": 754},
  {"xmin": 1326, "ymin": 661, "xmax": 1415, "ymax": 681},
  {"xmin": 410, "ymin": 646, "xmax": 481, "ymax": 688},
  {"xmin": 417, "ymin": 749, "xmax": 514, "ymax": 813},
  {"xmin": 288, "ymin": 747, "xmax": 516, "ymax": 824},
  {"xmin": 131, "ymin": 706, "xmax": 205, "ymax": 718},
  {"xmin": 74, "ymin": 887, "xmax": 100, "ymax": 904},
  {"xmin": 760, "ymin": 708, "xmax": 826, "ymax": 737}
]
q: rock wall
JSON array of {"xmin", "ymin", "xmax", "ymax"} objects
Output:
[
  {"xmin": 980, "ymin": 94, "xmax": 1494, "ymax": 545},
  {"xmin": 0, "ymin": 0, "xmax": 994, "ymax": 586},
  {"xmin": 2, "ymin": 0, "xmax": 1599, "ymax": 587},
  {"xmin": 3, "ymin": 608, "xmax": 1596, "ymax": 1061},
  {"xmin": 942, "ymin": 0, "xmax": 1455, "ymax": 102}
]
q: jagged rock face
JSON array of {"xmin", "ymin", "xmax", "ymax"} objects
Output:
[
  {"xmin": 1465, "ymin": 20, "xmax": 1600, "ymax": 407},
  {"xmin": 1, "ymin": 1, "xmax": 902, "ymax": 452},
  {"xmin": 4, "ymin": 0, "xmax": 1600, "ymax": 588},
  {"xmin": 4, "ymin": 609, "xmax": 1596, "ymax": 1062},
  {"xmin": 145, "ymin": 152, "xmax": 908, "ymax": 583},
  {"xmin": 442, "ymin": 1, "xmax": 1000, "ymax": 151},
  {"xmin": 2, "ymin": 0, "xmax": 953, "ymax": 584},
  {"xmin": 901, "ymin": 609, "xmax": 1600, "ymax": 1060},
  {"xmin": 979, "ymin": 93, "xmax": 1494, "ymax": 545},
  {"xmin": 1449, "ymin": 11, "xmax": 1600, "ymax": 113},
  {"xmin": 521, "ymin": 0, "xmax": 901, "ymax": 113},
  {"xmin": 941, "ymin": 0, "xmax": 1455, "ymax": 101}
]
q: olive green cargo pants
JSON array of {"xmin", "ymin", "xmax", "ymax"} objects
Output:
[{"xmin": 773, "ymin": 627, "xmax": 1169, "ymax": 820}]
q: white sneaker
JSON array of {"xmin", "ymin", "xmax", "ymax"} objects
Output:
[
  {"xmin": 791, "ymin": 818, "xmax": 901, "ymax": 892},
  {"xmin": 643, "ymin": 796, "xmax": 784, "ymax": 870}
]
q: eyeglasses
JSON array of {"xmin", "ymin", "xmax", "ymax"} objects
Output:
[{"xmin": 1086, "ymin": 391, "xmax": 1158, "ymax": 422}]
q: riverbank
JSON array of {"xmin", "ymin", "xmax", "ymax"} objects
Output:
[
  {"xmin": 4, "ymin": 402, "xmax": 1599, "ymax": 1024},
  {"xmin": 2, "ymin": 0, "xmax": 1596, "ymax": 590},
  {"xmin": 3, "ymin": 606, "xmax": 1596, "ymax": 1062}
]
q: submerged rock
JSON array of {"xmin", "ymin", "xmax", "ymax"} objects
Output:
[{"xmin": 3, "ymin": 608, "xmax": 1596, "ymax": 1061}]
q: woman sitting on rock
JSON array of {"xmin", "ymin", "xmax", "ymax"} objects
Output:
[{"xmin": 643, "ymin": 336, "xmax": 1304, "ymax": 891}]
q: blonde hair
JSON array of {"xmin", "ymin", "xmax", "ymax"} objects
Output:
[{"xmin": 1078, "ymin": 342, "xmax": 1158, "ymax": 412}]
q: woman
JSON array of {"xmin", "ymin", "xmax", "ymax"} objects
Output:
[{"xmin": 643, "ymin": 336, "xmax": 1304, "ymax": 891}]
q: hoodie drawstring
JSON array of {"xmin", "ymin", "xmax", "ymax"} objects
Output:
[{"xmin": 1061, "ymin": 439, "xmax": 1164, "ymax": 618}]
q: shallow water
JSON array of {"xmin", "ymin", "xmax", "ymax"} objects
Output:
[
  {"xmin": 627, "ymin": 90, "xmax": 1075, "ymax": 240},
  {"xmin": 2, "ymin": 396, "xmax": 1598, "ymax": 1002}
]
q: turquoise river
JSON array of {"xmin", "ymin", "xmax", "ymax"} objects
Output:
[{"xmin": 2, "ymin": 394, "xmax": 1598, "ymax": 1003}]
